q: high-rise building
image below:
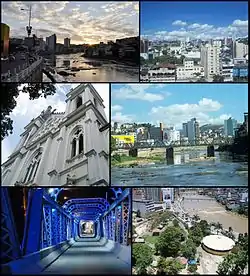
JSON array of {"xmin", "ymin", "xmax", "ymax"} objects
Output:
[
  {"xmin": 140, "ymin": 39, "xmax": 149, "ymax": 53},
  {"xmin": 1, "ymin": 23, "xmax": 10, "ymax": 56},
  {"xmin": 1, "ymin": 84, "xmax": 109, "ymax": 186},
  {"xmin": 64, "ymin": 37, "xmax": 70, "ymax": 48},
  {"xmin": 144, "ymin": 188, "xmax": 162, "ymax": 202},
  {"xmin": 244, "ymin": 112, "xmax": 248, "ymax": 133},
  {"xmin": 182, "ymin": 123, "xmax": 188, "ymax": 137},
  {"xmin": 187, "ymin": 118, "xmax": 197, "ymax": 145},
  {"xmin": 200, "ymin": 44, "xmax": 221, "ymax": 81},
  {"xmin": 224, "ymin": 117, "xmax": 237, "ymax": 136},
  {"xmin": 47, "ymin": 34, "xmax": 57, "ymax": 52},
  {"xmin": 234, "ymin": 41, "xmax": 248, "ymax": 59},
  {"xmin": 194, "ymin": 120, "xmax": 200, "ymax": 141}
]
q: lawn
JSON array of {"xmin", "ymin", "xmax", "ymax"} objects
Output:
[{"xmin": 144, "ymin": 235, "xmax": 159, "ymax": 244}]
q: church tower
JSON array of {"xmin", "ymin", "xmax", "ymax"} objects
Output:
[{"xmin": 2, "ymin": 84, "xmax": 109, "ymax": 186}]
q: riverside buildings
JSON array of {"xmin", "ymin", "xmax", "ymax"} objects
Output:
[{"xmin": 2, "ymin": 84, "xmax": 109, "ymax": 186}]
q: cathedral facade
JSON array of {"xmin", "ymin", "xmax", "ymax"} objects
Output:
[{"xmin": 2, "ymin": 84, "xmax": 109, "ymax": 186}]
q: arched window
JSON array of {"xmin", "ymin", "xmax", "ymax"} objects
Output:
[
  {"xmin": 79, "ymin": 134, "xmax": 83, "ymax": 154},
  {"xmin": 70, "ymin": 128, "xmax": 84, "ymax": 158},
  {"xmin": 76, "ymin": 96, "xmax": 82, "ymax": 109},
  {"xmin": 71, "ymin": 138, "xmax": 76, "ymax": 157},
  {"xmin": 23, "ymin": 152, "xmax": 42, "ymax": 184}
]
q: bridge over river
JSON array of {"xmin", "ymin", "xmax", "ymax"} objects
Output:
[{"xmin": 1, "ymin": 188, "xmax": 131, "ymax": 274}]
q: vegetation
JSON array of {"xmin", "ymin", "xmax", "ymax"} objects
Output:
[
  {"xmin": 156, "ymin": 257, "xmax": 183, "ymax": 275},
  {"xmin": 217, "ymin": 233, "xmax": 248, "ymax": 275},
  {"xmin": 149, "ymin": 211, "xmax": 172, "ymax": 230},
  {"xmin": 155, "ymin": 226, "xmax": 185, "ymax": 257},
  {"xmin": 133, "ymin": 243, "xmax": 153, "ymax": 274},
  {"xmin": 1, "ymin": 83, "xmax": 56, "ymax": 140},
  {"xmin": 111, "ymin": 136, "xmax": 116, "ymax": 153},
  {"xmin": 213, "ymin": 75, "xmax": 225, "ymax": 82},
  {"xmin": 180, "ymin": 239, "xmax": 197, "ymax": 260}
]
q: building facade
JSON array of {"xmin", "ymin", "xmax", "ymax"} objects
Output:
[
  {"xmin": 200, "ymin": 44, "xmax": 221, "ymax": 81},
  {"xmin": 47, "ymin": 34, "xmax": 57, "ymax": 52},
  {"xmin": 224, "ymin": 117, "xmax": 237, "ymax": 137},
  {"xmin": 1, "ymin": 23, "xmax": 10, "ymax": 57},
  {"xmin": 2, "ymin": 84, "xmax": 109, "ymax": 186},
  {"xmin": 64, "ymin": 37, "xmax": 70, "ymax": 48}
]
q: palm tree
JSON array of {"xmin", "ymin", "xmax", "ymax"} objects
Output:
[{"xmin": 214, "ymin": 222, "xmax": 223, "ymax": 234}]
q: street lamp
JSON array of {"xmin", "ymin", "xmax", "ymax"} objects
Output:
[{"xmin": 21, "ymin": 5, "xmax": 32, "ymax": 37}]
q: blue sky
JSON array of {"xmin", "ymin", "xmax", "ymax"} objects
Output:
[
  {"xmin": 2, "ymin": 84, "xmax": 109, "ymax": 163},
  {"xmin": 111, "ymin": 84, "xmax": 248, "ymax": 129},
  {"xmin": 1, "ymin": 1, "xmax": 139, "ymax": 44},
  {"xmin": 141, "ymin": 1, "xmax": 248, "ymax": 40}
]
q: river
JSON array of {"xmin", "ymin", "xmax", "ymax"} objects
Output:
[
  {"xmin": 111, "ymin": 151, "xmax": 248, "ymax": 186},
  {"xmin": 42, "ymin": 53, "xmax": 139, "ymax": 82},
  {"xmin": 180, "ymin": 192, "xmax": 248, "ymax": 234}
]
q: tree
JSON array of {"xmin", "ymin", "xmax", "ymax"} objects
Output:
[
  {"xmin": 133, "ymin": 243, "xmax": 153, "ymax": 273},
  {"xmin": 188, "ymin": 264, "xmax": 197, "ymax": 273},
  {"xmin": 217, "ymin": 251, "xmax": 248, "ymax": 275},
  {"xmin": 1, "ymin": 83, "xmax": 56, "ymax": 141},
  {"xmin": 172, "ymin": 219, "xmax": 179, "ymax": 227},
  {"xmin": 155, "ymin": 226, "xmax": 185, "ymax": 257},
  {"xmin": 157, "ymin": 258, "xmax": 183, "ymax": 275},
  {"xmin": 181, "ymin": 239, "xmax": 197, "ymax": 260},
  {"xmin": 192, "ymin": 215, "xmax": 200, "ymax": 222},
  {"xmin": 111, "ymin": 136, "xmax": 116, "ymax": 153},
  {"xmin": 214, "ymin": 222, "xmax": 223, "ymax": 234}
]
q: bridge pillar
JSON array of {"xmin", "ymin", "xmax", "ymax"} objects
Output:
[
  {"xmin": 166, "ymin": 147, "xmax": 174, "ymax": 165},
  {"xmin": 207, "ymin": 145, "xmax": 215, "ymax": 157},
  {"xmin": 129, "ymin": 148, "xmax": 138, "ymax": 157}
]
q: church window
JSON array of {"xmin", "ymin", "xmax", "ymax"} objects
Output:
[
  {"xmin": 23, "ymin": 152, "xmax": 42, "ymax": 184},
  {"xmin": 79, "ymin": 134, "xmax": 84, "ymax": 154},
  {"xmin": 70, "ymin": 128, "xmax": 84, "ymax": 158},
  {"xmin": 72, "ymin": 138, "xmax": 77, "ymax": 157},
  {"xmin": 93, "ymin": 98, "xmax": 97, "ymax": 107},
  {"xmin": 76, "ymin": 96, "xmax": 82, "ymax": 109}
]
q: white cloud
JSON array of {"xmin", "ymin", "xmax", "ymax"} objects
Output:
[
  {"xmin": 111, "ymin": 105, "xmax": 123, "ymax": 112},
  {"xmin": 112, "ymin": 84, "xmax": 170, "ymax": 102},
  {"xmin": 147, "ymin": 19, "xmax": 248, "ymax": 41},
  {"xmin": 149, "ymin": 98, "xmax": 224, "ymax": 129},
  {"xmin": 111, "ymin": 112, "xmax": 135, "ymax": 123},
  {"xmin": 172, "ymin": 20, "xmax": 187, "ymax": 26}
]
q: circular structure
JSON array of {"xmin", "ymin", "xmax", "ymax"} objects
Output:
[{"xmin": 202, "ymin": 235, "xmax": 235, "ymax": 256}]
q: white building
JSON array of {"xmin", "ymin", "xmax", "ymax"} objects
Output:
[
  {"xmin": 176, "ymin": 59, "xmax": 204, "ymax": 81},
  {"xmin": 163, "ymin": 128, "xmax": 180, "ymax": 144},
  {"xmin": 213, "ymin": 40, "xmax": 222, "ymax": 47},
  {"xmin": 221, "ymin": 63, "xmax": 234, "ymax": 82},
  {"xmin": 234, "ymin": 41, "xmax": 248, "ymax": 59},
  {"xmin": 64, "ymin": 37, "xmax": 71, "ymax": 48},
  {"xmin": 200, "ymin": 44, "xmax": 221, "ymax": 81},
  {"xmin": 2, "ymin": 84, "xmax": 109, "ymax": 186},
  {"xmin": 148, "ymin": 64, "xmax": 176, "ymax": 82}
]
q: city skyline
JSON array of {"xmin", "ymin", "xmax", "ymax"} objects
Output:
[
  {"xmin": 111, "ymin": 84, "xmax": 248, "ymax": 129},
  {"xmin": 1, "ymin": 1, "xmax": 139, "ymax": 44},
  {"xmin": 2, "ymin": 84, "xmax": 110, "ymax": 163},
  {"xmin": 141, "ymin": 1, "xmax": 248, "ymax": 41}
]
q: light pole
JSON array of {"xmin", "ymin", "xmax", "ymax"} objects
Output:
[{"xmin": 21, "ymin": 5, "xmax": 32, "ymax": 37}]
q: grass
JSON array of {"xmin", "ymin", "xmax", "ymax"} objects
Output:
[{"xmin": 143, "ymin": 235, "xmax": 159, "ymax": 244}]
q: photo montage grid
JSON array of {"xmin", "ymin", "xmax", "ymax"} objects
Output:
[{"xmin": 0, "ymin": 1, "xmax": 248, "ymax": 276}]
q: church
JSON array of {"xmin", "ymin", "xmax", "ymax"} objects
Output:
[{"xmin": 2, "ymin": 84, "xmax": 109, "ymax": 186}]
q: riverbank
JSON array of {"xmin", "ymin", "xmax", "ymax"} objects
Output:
[{"xmin": 80, "ymin": 55, "xmax": 139, "ymax": 67}]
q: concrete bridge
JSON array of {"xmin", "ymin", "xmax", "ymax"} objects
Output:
[
  {"xmin": 1, "ymin": 57, "xmax": 44, "ymax": 82},
  {"xmin": 1, "ymin": 187, "xmax": 131, "ymax": 274}
]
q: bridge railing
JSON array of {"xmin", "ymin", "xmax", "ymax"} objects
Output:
[
  {"xmin": 1, "ymin": 57, "xmax": 43, "ymax": 82},
  {"xmin": 102, "ymin": 188, "xmax": 131, "ymax": 245}
]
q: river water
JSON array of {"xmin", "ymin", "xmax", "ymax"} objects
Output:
[
  {"xmin": 111, "ymin": 151, "xmax": 248, "ymax": 186},
  {"xmin": 43, "ymin": 53, "xmax": 139, "ymax": 82},
  {"xmin": 180, "ymin": 192, "xmax": 248, "ymax": 234}
]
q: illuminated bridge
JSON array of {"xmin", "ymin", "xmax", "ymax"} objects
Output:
[
  {"xmin": 1, "ymin": 187, "xmax": 131, "ymax": 274},
  {"xmin": 116, "ymin": 137, "xmax": 233, "ymax": 149}
]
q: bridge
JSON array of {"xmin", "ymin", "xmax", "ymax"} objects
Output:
[
  {"xmin": 1, "ymin": 187, "xmax": 131, "ymax": 274},
  {"xmin": 1, "ymin": 56, "xmax": 43, "ymax": 82},
  {"xmin": 115, "ymin": 137, "xmax": 234, "ymax": 149}
]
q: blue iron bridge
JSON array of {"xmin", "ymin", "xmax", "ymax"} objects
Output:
[
  {"xmin": 115, "ymin": 137, "xmax": 233, "ymax": 149},
  {"xmin": 1, "ymin": 187, "xmax": 131, "ymax": 274}
]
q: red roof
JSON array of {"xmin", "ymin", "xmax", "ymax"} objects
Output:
[{"xmin": 159, "ymin": 63, "xmax": 176, "ymax": 69}]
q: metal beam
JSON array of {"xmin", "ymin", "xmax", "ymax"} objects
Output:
[{"xmin": 102, "ymin": 188, "xmax": 130, "ymax": 217}]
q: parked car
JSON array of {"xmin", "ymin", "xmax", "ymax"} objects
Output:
[
  {"xmin": 9, "ymin": 55, "xmax": 16, "ymax": 61},
  {"xmin": 1, "ymin": 56, "xmax": 8, "ymax": 61}
]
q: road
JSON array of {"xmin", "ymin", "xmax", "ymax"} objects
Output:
[{"xmin": 42, "ymin": 237, "xmax": 131, "ymax": 275}]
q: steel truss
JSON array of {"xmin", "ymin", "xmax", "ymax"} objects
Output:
[{"xmin": 1, "ymin": 188, "xmax": 21, "ymax": 264}]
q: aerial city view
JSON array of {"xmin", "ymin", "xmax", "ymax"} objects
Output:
[
  {"xmin": 111, "ymin": 83, "xmax": 248, "ymax": 186},
  {"xmin": 140, "ymin": 1, "xmax": 248, "ymax": 82},
  {"xmin": 132, "ymin": 187, "xmax": 248, "ymax": 275},
  {"xmin": 1, "ymin": 1, "xmax": 139, "ymax": 82}
]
